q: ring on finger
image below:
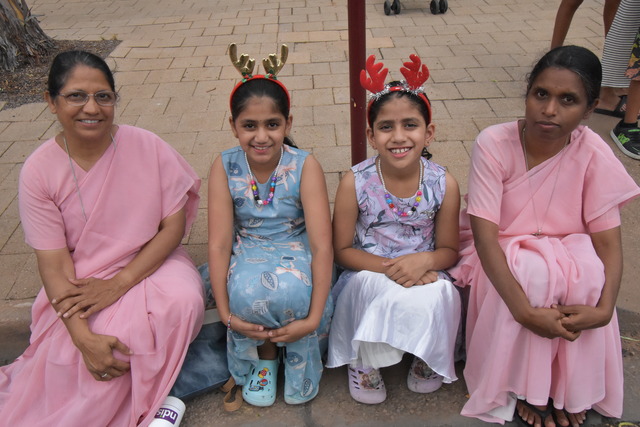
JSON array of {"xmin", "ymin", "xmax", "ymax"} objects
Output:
[{"xmin": 101, "ymin": 372, "xmax": 109, "ymax": 378}]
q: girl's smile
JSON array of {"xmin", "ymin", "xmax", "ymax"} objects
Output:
[{"xmin": 390, "ymin": 147, "xmax": 412, "ymax": 157}]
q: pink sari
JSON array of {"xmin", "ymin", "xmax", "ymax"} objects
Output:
[
  {"xmin": 0, "ymin": 125, "xmax": 204, "ymax": 426},
  {"xmin": 452, "ymin": 122, "xmax": 640, "ymax": 423}
]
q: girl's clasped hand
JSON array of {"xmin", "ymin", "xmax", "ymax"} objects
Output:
[{"xmin": 382, "ymin": 253, "xmax": 440, "ymax": 287}]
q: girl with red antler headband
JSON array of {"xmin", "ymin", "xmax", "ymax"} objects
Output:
[{"xmin": 327, "ymin": 54, "xmax": 462, "ymax": 404}]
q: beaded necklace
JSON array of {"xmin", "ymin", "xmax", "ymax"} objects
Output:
[
  {"xmin": 376, "ymin": 156, "xmax": 423, "ymax": 218},
  {"xmin": 244, "ymin": 146, "xmax": 283, "ymax": 206}
]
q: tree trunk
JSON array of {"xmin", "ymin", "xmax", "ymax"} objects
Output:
[{"xmin": 0, "ymin": 0, "xmax": 55, "ymax": 72}]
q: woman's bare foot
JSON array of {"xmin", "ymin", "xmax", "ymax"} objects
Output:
[
  {"xmin": 554, "ymin": 408, "xmax": 587, "ymax": 427},
  {"xmin": 516, "ymin": 400, "xmax": 555, "ymax": 427}
]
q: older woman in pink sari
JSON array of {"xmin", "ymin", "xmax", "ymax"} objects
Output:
[
  {"xmin": 0, "ymin": 51, "xmax": 203, "ymax": 426},
  {"xmin": 452, "ymin": 46, "xmax": 640, "ymax": 427}
]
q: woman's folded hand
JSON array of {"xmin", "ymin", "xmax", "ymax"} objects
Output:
[
  {"xmin": 74, "ymin": 331, "xmax": 133, "ymax": 381},
  {"xmin": 52, "ymin": 277, "xmax": 127, "ymax": 319}
]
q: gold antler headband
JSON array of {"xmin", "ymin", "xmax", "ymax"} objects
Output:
[
  {"xmin": 229, "ymin": 43, "xmax": 256, "ymax": 77},
  {"xmin": 228, "ymin": 43, "xmax": 291, "ymax": 110},
  {"xmin": 262, "ymin": 44, "xmax": 288, "ymax": 76},
  {"xmin": 228, "ymin": 43, "xmax": 289, "ymax": 79}
]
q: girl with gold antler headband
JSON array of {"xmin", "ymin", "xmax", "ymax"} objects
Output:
[
  {"xmin": 206, "ymin": 43, "xmax": 333, "ymax": 407},
  {"xmin": 327, "ymin": 54, "xmax": 462, "ymax": 405}
]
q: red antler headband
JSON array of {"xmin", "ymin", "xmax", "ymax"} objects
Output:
[
  {"xmin": 228, "ymin": 43, "xmax": 291, "ymax": 111},
  {"xmin": 360, "ymin": 54, "xmax": 432, "ymax": 123}
]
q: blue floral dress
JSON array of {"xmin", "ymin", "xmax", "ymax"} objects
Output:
[
  {"xmin": 327, "ymin": 156, "xmax": 460, "ymax": 383},
  {"xmin": 222, "ymin": 145, "xmax": 333, "ymax": 401}
]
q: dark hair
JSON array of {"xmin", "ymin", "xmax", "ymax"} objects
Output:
[
  {"xmin": 230, "ymin": 78, "xmax": 297, "ymax": 147},
  {"xmin": 367, "ymin": 83, "xmax": 432, "ymax": 159},
  {"xmin": 526, "ymin": 45, "xmax": 601, "ymax": 108},
  {"xmin": 48, "ymin": 50, "xmax": 115, "ymax": 97}
]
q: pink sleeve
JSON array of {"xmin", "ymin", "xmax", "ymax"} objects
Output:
[
  {"xmin": 587, "ymin": 206, "xmax": 621, "ymax": 234},
  {"xmin": 582, "ymin": 134, "xmax": 640, "ymax": 224},
  {"xmin": 18, "ymin": 160, "xmax": 68, "ymax": 250},
  {"xmin": 466, "ymin": 133, "xmax": 506, "ymax": 226}
]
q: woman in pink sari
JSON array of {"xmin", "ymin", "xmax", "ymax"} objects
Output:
[
  {"xmin": 452, "ymin": 46, "xmax": 640, "ymax": 426},
  {"xmin": 0, "ymin": 51, "xmax": 204, "ymax": 426}
]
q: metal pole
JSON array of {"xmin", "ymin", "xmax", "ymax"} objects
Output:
[{"xmin": 348, "ymin": 0, "xmax": 367, "ymax": 165}]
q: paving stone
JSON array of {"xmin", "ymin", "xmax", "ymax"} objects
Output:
[
  {"xmin": 118, "ymin": 83, "xmax": 159, "ymax": 100},
  {"xmin": 156, "ymin": 131, "xmax": 197, "ymax": 157},
  {"xmin": 487, "ymin": 97, "xmax": 526, "ymax": 119},
  {"xmin": 428, "ymin": 139, "xmax": 470, "ymax": 166},
  {"xmin": 429, "ymin": 82, "xmax": 462, "ymax": 101},
  {"xmin": 496, "ymin": 81, "xmax": 526, "ymax": 98},
  {"xmin": 124, "ymin": 94, "xmax": 171, "ymax": 115},
  {"xmin": 154, "ymin": 81, "xmax": 197, "ymax": 98},
  {"xmin": 435, "ymin": 118, "xmax": 482, "ymax": 142},
  {"xmin": 194, "ymin": 131, "xmax": 237, "ymax": 155},
  {"xmin": 292, "ymin": 124, "xmax": 336, "ymax": 149},
  {"xmin": 0, "ymin": 253, "xmax": 29, "ymax": 299},
  {"xmin": 0, "ymin": 140, "xmax": 42, "ymax": 163},
  {"xmin": 114, "ymin": 70, "xmax": 150, "ymax": 86},
  {"xmin": 7, "ymin": 253, "xmax": 43, "ymax": 300},
  {"xmin": 182, "ymin": 36, "xmax": 217, "ymax": 47},
  {"xmin": 124, "ymin": 47, "xmax": 164, "ymax": 59},
  {"xmin": 1, "ymin": 224, "xmax": 30, "ymax": 255},
  {"xmin": 185, "ymin": 243, "xmax": 208, "ymax": 267},
  {"xmin": 178, "ymin": 111, "xmax": 226, "ymax": 133},
  {"xmin": 0, "ymin": 104, "xmax": 48, "ymax": 122},
  {"xmin": 313, "ymin": 145, "xmax": 351, "ymax": 173},
  {"xmin": 455, "ymin": 81, "xmax": 504, "ymax": 99}
]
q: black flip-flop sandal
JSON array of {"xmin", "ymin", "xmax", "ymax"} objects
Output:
[
  {"xmin": 515, "ymin": 398, "xmax": 554, "ymax": 426},
  {"xmin": 594, "ymin": 95, "xmax": 626, "ymax": 119}
]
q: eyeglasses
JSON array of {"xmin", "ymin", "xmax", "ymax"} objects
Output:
[{"xmin": 58, "ymin": 90, "xmax": 119, "ymax": 107}]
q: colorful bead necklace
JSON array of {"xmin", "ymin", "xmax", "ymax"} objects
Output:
[
  {"xmin": 376, "ymin": 156, "xmax": 423, "ymax": 218},
  {"xmin": 244, "ymin": 146, "xmax": 283, "ymax": 206}
]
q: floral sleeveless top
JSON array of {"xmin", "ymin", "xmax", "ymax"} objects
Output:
[
  {"xmin": 352, "ymin": 156, "xmax": 447, "ymax": 257},
  {"xmin": 332, "ymin": 156, "xmax": 447, "ymax": 298}
]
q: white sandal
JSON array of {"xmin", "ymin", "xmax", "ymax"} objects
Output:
[
  {"xmin": 407, "ymin": 357, "xmax": 443, "ymax": 393},
  {"xmin": 347, "ymin": 365, "xmax": 387, "ymax": 404}
]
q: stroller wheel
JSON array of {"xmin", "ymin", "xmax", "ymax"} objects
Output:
[
  {"xmin": 384, "ymin": 0, "xmax": 391, "ymax": 15},
  {"xmin": 430, "ymin": 0, "xmax": 438, "ymax": 14},
  {"xmin": 439, "ymin": 0, "xmax": 448, "ymax": 13},
  {"xmin": 391, "ymin": 0, "xmax": 400, "ymax": 14}
]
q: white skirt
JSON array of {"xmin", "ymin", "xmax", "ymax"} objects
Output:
[{"xmin": 327, "ymin": 270, "xmax": 461, "ymax": 383}]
